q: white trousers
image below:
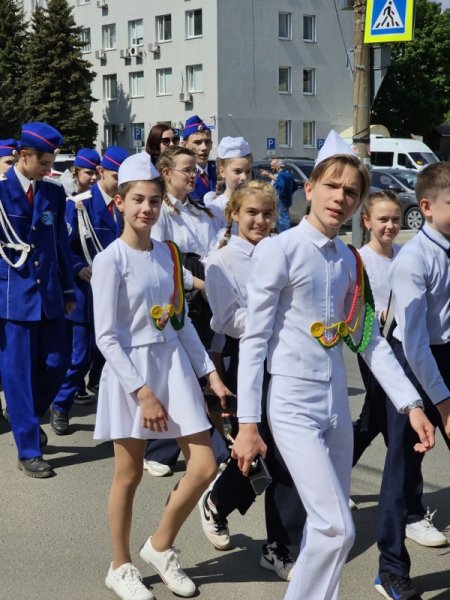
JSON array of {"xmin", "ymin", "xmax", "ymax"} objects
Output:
[{"xmin": 268, "ymin": 372, "xmax": 355, "ymax": 600}]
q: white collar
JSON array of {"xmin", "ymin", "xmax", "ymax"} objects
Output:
[
  {"xmin": 14, "ymin": 166, "xmax": 34, "ymax": 194},
  {"xmin": 227, "ymin": 234, "xmax": 256, "ymax": 257},
  {"xmin": 300, "ymin": 217, "xmax": 338, "ymax": 249},
  {"xmin": 97, "ymin": 183, "xmax": 113, "ymax": 207}
]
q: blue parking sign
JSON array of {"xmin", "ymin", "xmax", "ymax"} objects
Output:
[
  {"xmin": 317, "ymin": 138, "xmax": 325, "ymax": 150},
  {"xmin": 133, "ymin": 127, "xmax": 142, "ymax": 141},
  {"xmin": 266, "ymin": 138, "xmax": 276, "ymax": 151}
]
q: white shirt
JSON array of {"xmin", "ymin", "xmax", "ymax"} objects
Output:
[
  {"xmin": 205, "ymin": 235, "xmax": 254, "ymax": 338},
  {"xmin": 97, "ymin": 183, "xmax": 113, "ymax": 208},
  {"xmin": 389, "ymin": 222, "xmax": 450, "ymax": 404},
  {"xmin": 92, "ymin": 238, "xmax": 213, "ymax": 394},
  {"xmin": 359, "ymin": 244, "xmax": 400, "ymax": 323},
  {"xmin": 237, "ymin": 218, "xmax": 420, "ymax": 422},
  {"xmin": 14, "ymin": 166, "xmax": 35, "ymax": 195}
]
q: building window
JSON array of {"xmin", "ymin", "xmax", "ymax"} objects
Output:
[
  {"xmin": 279, "ymin": 67, "xmax": 292, "ymax": 94},
  {"xmin": 279, "ymin": 12, "xmax": 292, "ymax": 40},
  {"xmin": 78, "ymin": 0, "xmax": 90, "ymax": 5},
  {"xmin": 129, "ymin": 71, "xmax": 144, "ymax": 98},
  {"xmin": 102, "ymin": 24, "xmax": 116, "ymax": 50},
  {"xmin": 303, "ymin": 68, "xmax": 316, "ymax": 95},
  {"xmin": 80, "ymin": 28, "xmax": 91, "ymax": 53},
  {"xmin": 186, "ymin": 64, "xmax": 203, "ymax": 92},
  {"xmin": 303, "ymin": 122, "xmax": 316, "ymax": 147},
  {"xmin": 303, "ymin": 15, "xmax": 316, "ymax": 42},
  {"xmin": 278, "ymin": 120, "xmax": 292, "ymax": 148},
  {"xmin": 128, "ymin": 19, "xmax": 143, "ymax": 47},
  {"xmin": 103, "ymin": 74, "xmax": 117, "ymax": 100},
  {"xmin": 156, "ymin": 68, "xmax": 172, "ymax": 96},
  {"xmin": 156, "ymin": 15, "xmax": 172, "ymax": 42},
  {"xmin": 186, "ymin": 9, "xmax": 202, "ymax": 38},
  {"xmin": 32, "ymin": 0, "xmax": 46, "ymax": 9}
]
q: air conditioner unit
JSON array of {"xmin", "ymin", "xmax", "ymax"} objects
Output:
[
  {"xmin": 179, "ymin": 92, "xmax": 193, "ymax": 103},
  {"xmin": 119, "ymin": 49, "xmax": 129, "ymax": 59},
  {"xmin": 129, "ymin": 46, "xmax": 143, "ymax": 57},
  {"xmin": 116, "ymin": 123, "xmax": 126, "ymax": 133},
  {"xmin": 148, "ymin": 43, "xmax": 160, "ymax": 53},
  {"xmin": 95, "ymin": 50, "xmax": 106, "ymax": 60},
  {"xmin": 97, "ymin": 0, "xmax": 107, "ymax": 7}
]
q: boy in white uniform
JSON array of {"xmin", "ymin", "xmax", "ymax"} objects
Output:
[{"xmin": 232, "ymin": 131, "xmax": 435, "ymax": 600}]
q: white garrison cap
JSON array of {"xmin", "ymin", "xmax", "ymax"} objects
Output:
[
  {"xmin": 217, "ymin": 136, "xmax": 251, "ymax": 159},
  {"xmin": 315, "ymin": 130, "xmax": 357, "ymax": 167},
  {"xmin": 118, "ymin": 152, "xmax": 160, "ymax": 186}
]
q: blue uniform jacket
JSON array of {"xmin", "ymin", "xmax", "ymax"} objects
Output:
[
  {"xmin": 66, "ymin": 183, "xmax": 121, "ymax": 323},
  {"xmin": 190, "ymin": 160, "xmax": 217, "ymax": 202},
  {"xmin": 274, "ymin": 169, "xmax": 296, "ymax": 208},
  {"xmin": 0, "ymin": 168, "xmax": 75, "ymax": 321}
]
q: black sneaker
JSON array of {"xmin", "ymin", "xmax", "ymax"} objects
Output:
[
  {"xmin": 260, "ymin": 541, "xmax": 295, "ymax": 581},
  {"xmin": 73, "ymin": 392, "xmax": 95, "ymax": 405},
  {"xmin": 374, "ymin": 572, "xmax": 423, "ymax": 599},
  {"xmin": 50, "ymin": 407, "xmax": 70, "ymax": 435}
]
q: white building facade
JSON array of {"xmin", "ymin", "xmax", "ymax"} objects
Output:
[{"xmin": 23, "ymin": 0, "xmax": 354, "ymax": 160}]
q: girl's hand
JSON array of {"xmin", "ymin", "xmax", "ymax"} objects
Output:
[
  {"xmin": 136, "ymin": 385, "xmax": 169, "ymax": 432},
  {"xmin": 408, "ymin": 408, "xmax": 435, "ymax": 452},
  {"xmin": 207, "ymin": 370, "xmax": 233, "ymax": 411}
]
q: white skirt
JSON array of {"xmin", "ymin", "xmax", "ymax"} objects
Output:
[{"xmin": 94, "ymin": 338, "xmax": 211, "ymax": 441}]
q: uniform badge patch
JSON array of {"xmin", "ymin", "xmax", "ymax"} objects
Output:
[{"xmin": 41, "ymin": 211, "xmax": 54, "ymax": 225}]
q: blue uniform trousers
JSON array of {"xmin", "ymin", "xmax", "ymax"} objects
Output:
[
  {"xmin": 53, "ymin": 321, "xmax": 95, "ymax": 412},
  {"xmin": 0, "ymin": 316, "xmax": 70, "ymax": 459},
  {"xmin": 377, "ymin": 339, "xmax": 450, "ymax": 577}
]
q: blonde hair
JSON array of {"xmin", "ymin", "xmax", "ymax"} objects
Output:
[
  {"xmin": 219, "ymin": 181, "xmax": 277, "ymax": 248},
  {"xmin": 361, "ymin": 189, "xmax": 402, "ymax": 231},
  {"xmin": 309, "ymin": 154, "xmax": 371, "ymax": 202}
]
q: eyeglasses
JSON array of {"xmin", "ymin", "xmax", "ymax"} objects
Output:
[
  {"xmin": 160, "ymin": 136, "xmax": 180, "ymax": 147},
  {"xmin": 174, "ymin": 168, "xmax": 200, "ymax": 178}
]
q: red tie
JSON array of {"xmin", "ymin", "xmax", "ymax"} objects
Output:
[
  {"xmin": 108, "ymin": 201, "xmax": 114, "ymax": 216},
  {"xmin": 26, "ymin": 184, "xmax": 34, "ymax": 206},
  {"xmin": 200, "ymin": 172, "xmax": 208, "ymax": 189}
]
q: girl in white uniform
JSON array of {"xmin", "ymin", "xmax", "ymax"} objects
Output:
[
  {"xmin": 231, "ymin": 132, "xmax": 435, "ymax": 600},
  {"xmin": 91, "ymin": 152, "xmax": 229, "ymax": 600}
]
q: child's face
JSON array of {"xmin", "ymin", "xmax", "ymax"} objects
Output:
[
  {"xmin": 19, "ymin": 151, "xmax": 55, "ymax": 180},
  {"xmin": 0, "ymin": 155, "xmax": 17, "ymax": 175},
  {"xmin": 219, "ymin": 158, "xmax": 252, "ymax": 192},
  {"xmin": 232, "ymin": 192, "xmax": 275, "ymax": 245},
  {"xmin": 184, "ymin": 132, "xmax": 212, "ymax": 168},
  {"xmin": 420, "ymin": 187, "xmax": 450, "ymax": 239},
  {"xmin": 98, "ymin": 167, "xmax": 119, "ymax": 197},
  {"xmin": 305, "ymin": 164, "xmax": 362, "ymax": 238},
  {"xmin": 164, "ymin": 155, "xmax": 197, "ymax": 195},
  {"xmin": 363, "ymin": 201, "xmax": 401, "ymax": 246},
  {"xmin": 116, "ymin": 181, "xmax": 162, "ymax": 235},
  {"xmin": 76, "ymin": 168, "xmax": 98, "ymax": 192}
]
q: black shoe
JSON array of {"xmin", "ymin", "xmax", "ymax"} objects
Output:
[
  {"xmin": 87, "ymin": 383, "xmax": 99, "ymax": 395},
  {"xmin": 50, "ymin": 408, "xmax": 70, "ymax": 435},
  {"xmin": 73, "ymin": 392, "xmax": 95, "ymax": 405},
  {"xmin": 374, "ymin": 572, "xmax": 423, "ymax": 599},
  {"xmin": 40, "ymin": 426, "xmax": 48, "ymax": 448},
  {"xmin": 18, "ymin": 457, "xmax": 55, "ymax": 478}
]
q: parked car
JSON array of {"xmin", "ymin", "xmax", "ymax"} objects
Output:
[
  {"xmin": 370, "ymin": 168, "xmax": 423, "ymax": 230},
  {"xmin": 252, "ymin": 159, "xmax": 315, "ymax": 224},
  {"xmin": 47, "ymin": 153, "xmax": 76, "ymax": 179}
]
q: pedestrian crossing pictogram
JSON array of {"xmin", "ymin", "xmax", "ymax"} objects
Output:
[
  {"xmin": 364, "ymin": 0, "xmax": 414, "ymax": 43},
  {"xmin": 373, "ymin": 0, "xmax": 404, "ymax": 30}
]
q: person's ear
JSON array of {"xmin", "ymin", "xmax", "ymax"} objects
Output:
[{"xmin": 419, "ymin": 198, "xmax": 432, "ymax": 219}]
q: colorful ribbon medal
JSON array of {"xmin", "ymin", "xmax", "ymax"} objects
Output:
[
  {"xmin": 150, "ymin": 241, "xmax": 185, "ymax": 331},
  {"xmin": 310, "ymin": 245, "xmax": 375, "ymax": 353}
]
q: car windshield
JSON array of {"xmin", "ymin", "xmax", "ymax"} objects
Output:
[
  {"xmin": 409, "ymin": 152, "xmax": 438, "ymax": 167},
  {"xmin": 298, "ymin": 163, "xmax": 314, "ymax": 178},
  {"xmin": 393, "ymin": 171, "xmax": 417, "ymax": 190}
]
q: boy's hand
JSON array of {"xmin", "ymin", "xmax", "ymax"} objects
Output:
[
  {"xmin": 231, "ymin": 423, "xmax": 267, "ymax": 476},
  {"xmin": 436, "ymin": 397, "xmax": 450, "ymax": 438},
  {"xmin": 78, "ymin": 266, "xmax": 92, "ymax": 282},
  {"xmin": 65, "ymin": 301, "xmax": 76, "ymax": 315},
  {"xmin": 408, "ymin": 408, "xmax": 435, "ymax": 452},
  {"xmin": 207, "ymin": 370, "xmax": 233, "ymax": 411},
  {"xmin": 136, "ymin": 384, "xmax": 169, "ymax": 432}
]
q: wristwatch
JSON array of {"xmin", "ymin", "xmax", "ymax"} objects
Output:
[{"xmin": 400, "ymin": 400, "xmax": 425, "ymax": 414}]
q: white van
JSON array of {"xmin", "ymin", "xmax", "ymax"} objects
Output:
[{"xmin": 369, "ymin": 137, "xmax": 439, "ymax": 170}]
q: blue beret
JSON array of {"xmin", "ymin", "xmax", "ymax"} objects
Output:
[
  {"xmin": 20, "ymin": 122, "xmax": 63, "ymax": 153},
  {"xmin": 74, "ymin": 148, "xmax": 101, "ymax": 169},
  {"xmin": 101, "ymin": 146, "xmax": 129, "ymax": 172},
  {"xmin": 182, "ymin": 115, "xmax": 210, "ymax": 140},
  {"xmin": 0, "ymin": 139, "xmax": 18, "ymax": 157}
]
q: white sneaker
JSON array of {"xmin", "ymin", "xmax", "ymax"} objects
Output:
[
  {"xmin": 405, "ymin": 508, "xmax": 448, "ymax": 547},
  {"xmin": 260, "ymin": 542, "xmax": 295, "ymax": 581},
  {"xmin": 198, "ymin": 490, "xmax": 232, "ymax": 550},
  {"xmin": 139, "ymin": 538, "xmax": 196, "ymax": 598},
  {"xmin": 105, "ymin": 562, "xmax": 153, "ymax": 600},
  {"xmin": 349, "ymin": 497, "xmax": 358, "ymax": 511},
  {"xmin": 143, "ymin": 460, "xmax": 173, "ymax": 477}
]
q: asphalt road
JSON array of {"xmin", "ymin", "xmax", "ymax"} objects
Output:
[{"xmin": 0, "ymin": 341, "xmax": 449, "ymax": 600}]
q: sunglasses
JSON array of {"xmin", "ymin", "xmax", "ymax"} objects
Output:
[{"xmin": 161, "ymin": 136, "xmax": 180, "ymax": 147}]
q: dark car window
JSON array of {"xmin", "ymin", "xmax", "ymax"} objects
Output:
[
  {"xmin": 371, "ymin": 151, "xmax": 394, "ymax": 167},
  {"xmin": 393, "ymin": 171, "xmax": 417, "ymax": 190},
  {"xmin": 371, "ymin": 172, "xmax": 395, "ymax": 188}
]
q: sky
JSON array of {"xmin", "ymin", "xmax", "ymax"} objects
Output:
[{"xmin": 437, "ymin": 0, "xmax": 450, "ymax": 8}]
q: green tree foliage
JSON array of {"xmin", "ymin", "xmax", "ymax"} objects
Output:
[
  {"xmin": 0, "ymin": 0, "xmax": 28, "ymax": 137},
  {"xmin": 23, "ymin": 0, "xmax": 97, "ymax": 151},
  {"xmin": 372, "ymin": 0, "xmax": 450, "ymax": 136}
]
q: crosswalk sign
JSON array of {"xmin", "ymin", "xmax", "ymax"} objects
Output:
[{"xmin": 364, "ymin": 0, "xmax": 414, "ymax": 43}]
